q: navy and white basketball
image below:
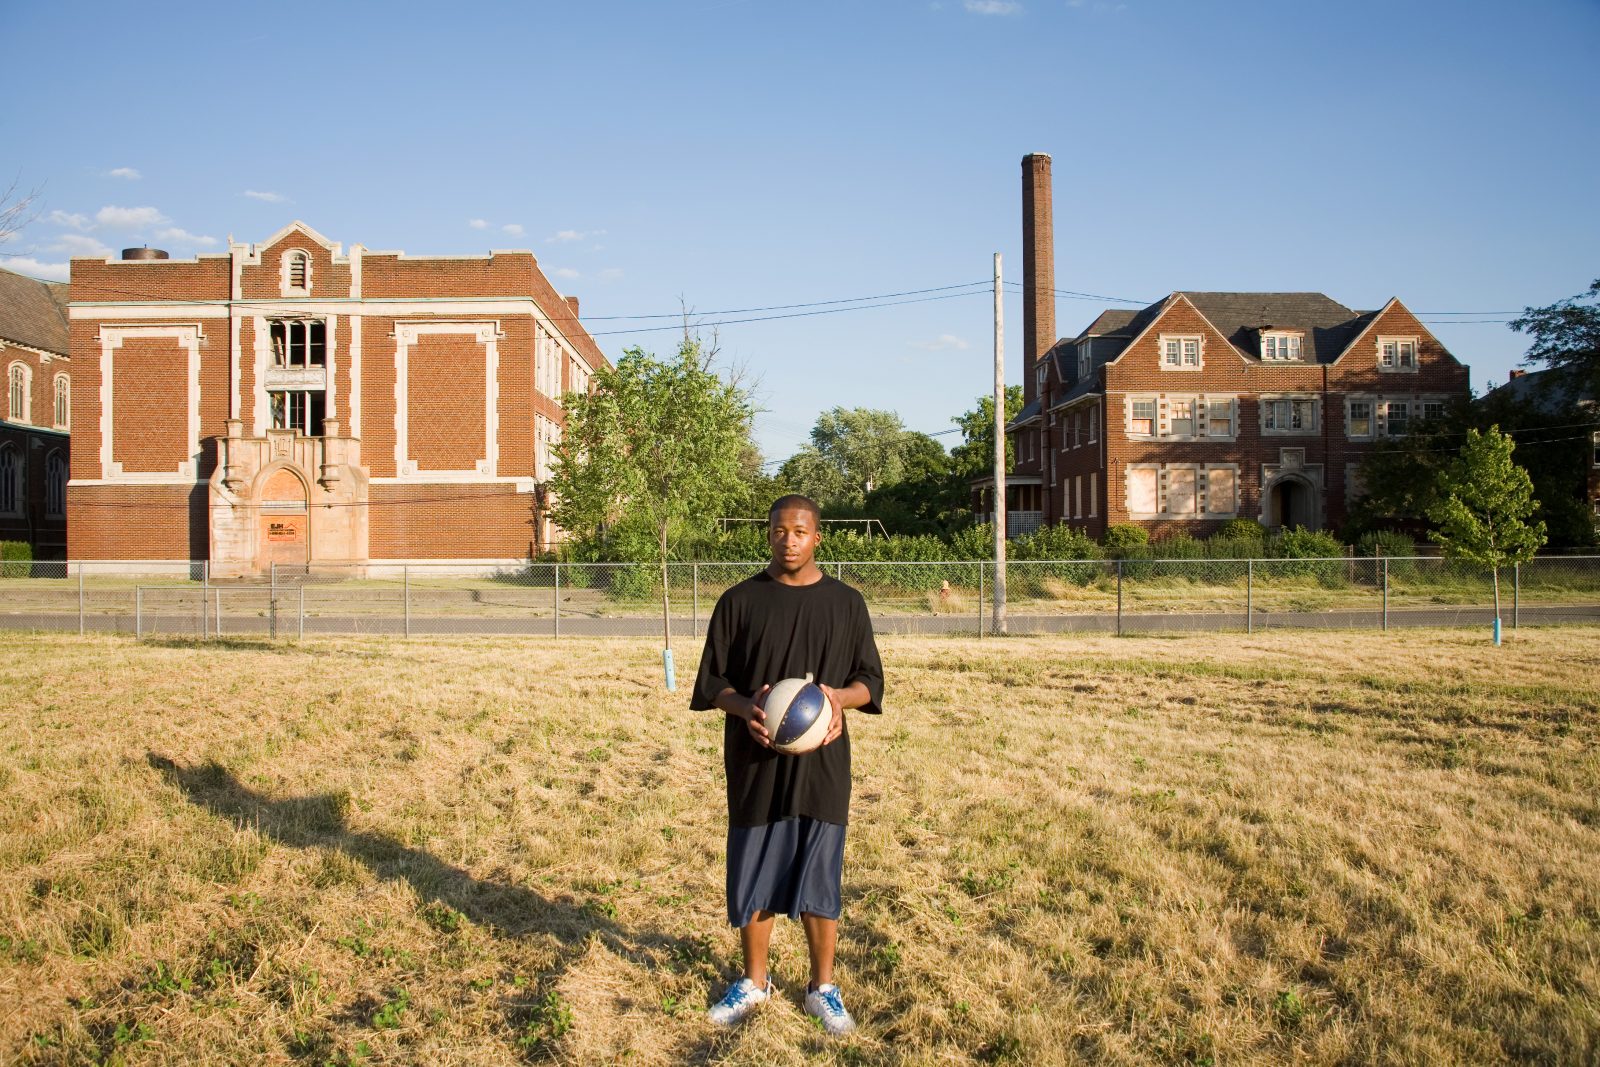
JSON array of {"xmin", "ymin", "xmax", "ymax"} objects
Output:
[{"xmin": 764, "ymin": 673, "xmax": 831, "ymax": 755}]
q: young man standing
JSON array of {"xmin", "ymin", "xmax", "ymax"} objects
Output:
[{"xmin": 691, "ymin": 494, "xmax": 884, "ymax": 1035}]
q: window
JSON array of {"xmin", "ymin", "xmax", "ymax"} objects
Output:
[
  {"xmin": 1206, "ymin": 467, "xmax": 1237, "ymax": 514},
  {"xmin": 1264, "ymin": 398, "xmax": 1316, "ymax": 432},
  {"xmin": 270, "ymin": 390, "xmax": 326, "ymax": 436},
  {"xmin": 1036, "ymin": 362, "xmax": 1048, "ymax": 394},
  {"xmin": 1127, "ymin": 467, "xmax": 1158, "ymax": 514},
  {"xmin": 535, "ymin": 414, "xmax": 561, "ymax": 480},
  {"xmin": 1206, "ymin": 398, "xmax": 1235, "ymax": 438},
  {"xmin": 536, "ymin": 326, "xmax": 561, "ymax": 398},
  {"xmin": 1160, "ymin": 335, "xmax": 1202, "ymax": 369},
  {"xmin": 1593, "ymin": 431, "xmax": 1600, "ymax": 468},
  {"xmin": 284, "ymin": 250, "xmax": 311, "ymax": 293},
  {"xmin": 1074, "ymin": 475, "xmax": 1083, "ymax": 519},
  {"xmin": 270, "ymin": 320, "xmax": 327, "ymax": 367},
  {"xmin": 1078, "ymin": 341, "xmax": 1091, "ymax": 381},
  {"xmin": 8, "ymin": 362, "xmax": 29, "ymax": 423},
  {"xmin": 1170, "ymin": 399, "xmax": 1195, "ymax": 437},
  {"xmin": 0, "ymin": 444, "xmax": 21, "ymax": 515},
  {"xmin": 1348, "ymin": 399, "xmax": 1374, "ymax": 438},
  {"xmin": 1089, "ymin": 473, "xmax": 1098, "ymax": 517},
  {"xmin": 1378, "ymin": 337, "xmax": 1418, "ymax": 371},
  {"xmin": 568, "ymin": 356, "xmax": 591, "ymax": 396},
  {"xmin": 53, "ymin": 374, "xmax": 69, "ymax": 430},
  {"xmin": 1422, "ymin": 400, "xmax": 1446, "ymax": 423},
  {"xmin": 1262, "ymin": 332, "xmax": 1302, "ymax": 361},
  {"xmin": 1385, "ymin": 400, "xmax": 1410, "ymax": 436},
  {"xmin": 46, "ymin": 450, "xmax": 66, "ymax": 518},
  {"xmin": 1130, "ymin": 399, "xmax": 1156, "ymax": 436},
  {"xmin": 1165, "ymin": 468, "xmax": 1197, "ymax": 515},
  {"xmin": 1089, "ymin": 405, "xmax": 1099, "ymax": 443}
]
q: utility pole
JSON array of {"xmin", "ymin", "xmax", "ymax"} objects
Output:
[{"xmin": 992, "ymin": 252, "xmax": 1007, "ymax": 634}]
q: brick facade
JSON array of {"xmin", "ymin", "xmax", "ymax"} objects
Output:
[
  {"xmin": 0, "ymin": 268, "xmax": 71, "ymax": 559},
  {"xmin": 66, "ymin": 222, "xmax": 609, "ymax": 571}
]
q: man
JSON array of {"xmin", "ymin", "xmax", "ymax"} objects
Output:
[{"xmin": 691, "ymin": 494, "xmax": 884, "ymax": 1035}]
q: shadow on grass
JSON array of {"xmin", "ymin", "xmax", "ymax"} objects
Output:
[
  {"xmin": 148, "ymin": 754, "xmax": 734, "ymax": 1063},
  {"xmin": 142, "ymin": 636, "xmax": 307, "ymax": 654}
]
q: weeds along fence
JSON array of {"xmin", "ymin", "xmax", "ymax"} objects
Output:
[{"xmin": 3, "ymin": 557, "xmax": 1600, "ymax": 639}]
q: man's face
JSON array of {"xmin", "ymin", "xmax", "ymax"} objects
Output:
[{"xmin": 768, "ymin": 507, "xmax": 822, "ymax": 573}]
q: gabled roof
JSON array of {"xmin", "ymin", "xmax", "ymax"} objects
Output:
[
  {"xmin": 0, "ymin": 266, "xmax": 69, "ymax": 355},
  {"xmin": 1005, "ymin": 395, "xmax": 1042, "ymax": 431},
  {"xmin": 1491, "ymin": 366, "xmax": 1593, "ymax": 414},
  {"xmin": 1175, "ymin": 292, "xmax": 1365, "ymax": 364}
]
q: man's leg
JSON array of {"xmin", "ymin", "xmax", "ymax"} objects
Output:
[
  {"xmin": 800, "ymin": 912, "xmax": 837, "ymax": 989},
  {"xmin": 741, "ymin": 910, "xmax": 777, "ymax": 985}
]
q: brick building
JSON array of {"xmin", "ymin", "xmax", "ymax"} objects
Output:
[
  {"xmin": 67, "ymin": 222, "xmax": 607, "ymax": 573},
  {"xmin": 0, "ymin": 266, "xmax": 71, "ymax": 559},
  {"xmin": 982, "ymin": 154, "xmax": 1471, "ymax": 538}
]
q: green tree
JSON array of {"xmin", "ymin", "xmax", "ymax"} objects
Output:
[
  {"xmin": 779, "ymin": 407, "xmax": 923, "ymax": 510},
  {"xmin": 859, "ymin": 431, "xmax": 963, "ymax": 535},
  {"xmin": 949, "ymin": 386, "xmax": 1024, "ymax": 480},
  {"xmin": 550, "ymin": 339, "xmax": 756, "ymax": 670},
  {"xmin": 1425, "ymin": 427, "xmax": 1547, "ymax": 641},
  {"xmin": 1509, "ymin": 277, "xmax": 1600, "ymax": 394}
]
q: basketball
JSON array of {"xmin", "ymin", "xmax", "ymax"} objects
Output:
[{"xmin": 763, "ymin": 673, "xmax": 831, "ymax": 755}]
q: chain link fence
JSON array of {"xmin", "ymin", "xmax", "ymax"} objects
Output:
[{"xmin": 1, "ymin": 557, "xmax": 1597, "ymax": 639}]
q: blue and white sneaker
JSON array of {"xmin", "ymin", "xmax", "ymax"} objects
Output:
[
  {"xmin": 707, "ymin": 976, "xmax": 774, "ymax": 1026},
  {"xmin": 803, "ymin": 983, "xmax": 856, "ymax": 1035}
]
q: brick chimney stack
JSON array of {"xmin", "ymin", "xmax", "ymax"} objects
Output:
[{"xmin": 1022, "ymin": 153, "xmax": 1055, "ymax": 408}]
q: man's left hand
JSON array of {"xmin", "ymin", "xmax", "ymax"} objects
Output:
[{"xmin": 818, "ymin": 684, "xmax": 845, "ymax": 746}]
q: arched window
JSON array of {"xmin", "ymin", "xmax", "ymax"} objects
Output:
[
  {"xmin": 0, "ymin": 444, "xmax": 22, "ymax": 516},
  {"xmin": 8, "ymin": 362, "xmax": 29, "ymax": 423},
  {"xmin": 54, "ymin": 374, "xmax": 69, "ymax": 429},
  {"xmin": 283, "ymin": 249, "xmax": 312, "ymax": 294},
  {"xmin": 46, "ymin": 450, "xmax": 66, "ymax": 518}
]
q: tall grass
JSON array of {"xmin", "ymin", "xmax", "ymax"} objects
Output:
[{"xmin": 2, "ymin": 630, "xmax": 1598, "ymax": 1064}]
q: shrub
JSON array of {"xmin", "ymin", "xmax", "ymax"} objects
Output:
[
  {"xmin": 0, "ymin": 541, "xmax": 31, "ymax": 579},
  {"xmin": 949, "ymin": 523, "xmax": 993, "ymax": 560},
  {"xmin": 607, "ymin": 564, "xmax": 657, "ymax": 600},
  {"xmin": 1012, "ymin": 524, "xmax": 1103, "ymax": 562},
  {"xmin": 1102, "ymin": 524, "xmax": 1150, "ymax": 555},
  {"xmin": 1357, "ymin": 529, "xmax": 1416, "ymax": 558},
  {"xmin": 1213, "ymin": 518, "xmax": 1266, "ymax": 544},
  {"xmin": 1266, "ymin": 527, "xmax": 1346, "ymax": 586}
]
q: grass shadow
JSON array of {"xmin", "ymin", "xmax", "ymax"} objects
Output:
[{"xmin": 148, "ymin": 754, "xmax": 730, "ymax": 1061}]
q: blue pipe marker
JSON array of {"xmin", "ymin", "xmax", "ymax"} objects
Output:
[
  {"xmin": 663, "ymin": 647, "xmax": 677, "ymax": 691},
  {"xmin": 1493, "ymin": 617, "xmax": 1502, "ymax": 647}
]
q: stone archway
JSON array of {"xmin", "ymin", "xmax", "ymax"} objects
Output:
[
  {"xmin": 1263, "ymin": 472, "xmax": 1318, "ymax": 531},
  {"xmin": 258, "ymin": 465, "xmax": 310, "ymax": 570}
]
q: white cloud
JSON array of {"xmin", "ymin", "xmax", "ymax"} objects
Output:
[
  {"xmin": 501, "ymin": 223, "xmax": 525, "ymax": 236},
  {"xmin": 547, "ymin": 228, "xmax": 606, "ymax": 243},
  {"xmin": 243, "ymin": 190, "xmax": 287, "ymax": 203},
  {"xmin": 95, "ymin": 205, "xmax": 169, "ymax": 230},
  {"xmin": 551, "ymin": 267, "xmax": 581, "ymax": 280},
  {"xmin": 467, "ymin": 218, "xmax": 489, "ymax": 229},
  {"xmin": 597, "ymin": 268, "xmax": 624, "ymax": 282},
  {"xmin": 46, "ymin": 233, "xmax": 113, "ymax": 258},
  {"xmin": 155, "ymin": 227, "xmax": 218, "ymax": 247},
  {"xmin": 107, "ymin": 167, "xmax": 142, "ymax": 180},
  {"xmin": 1, "ymin": 256, "xmax": 69, "ymax": 281},
  {"xmin": 48, "ymin": 210, "xmax": 90, "ymax": 230},
  {"xmin": 964, "ymin": 0, "xmax": 1021, "ymax": 13},
  {"xmin": 910, "ymin": 333, "xmax": 971, "ymax": 351}
]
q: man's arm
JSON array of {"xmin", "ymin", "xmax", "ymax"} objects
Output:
[
  {"xmin": 817, "ymin": 681, "xmax": 870, "ymax": 746},
  {"xmin": 714, "ymin": 685, "xmax": 773, "ymax": 747}
]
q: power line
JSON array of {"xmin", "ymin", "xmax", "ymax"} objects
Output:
[
  {"xmin": 583, "ymin": 281, "xmax": 992, "ymax": 320},
  {"xmin": 589, "ymin": 288, "xmax": 993, "ymax": 336}
]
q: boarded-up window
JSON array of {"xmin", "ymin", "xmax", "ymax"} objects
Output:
[
  {"xmin": 1166, "ymin": 468, "xmax": 1197, "ymax": 515},
  {"xmin": 1128, "ymin": 467, "xmax": 1158, "ymax": 513},
  {"xmin": 1206, "ymin": 467, "xmax": 1237, "ymax": 514}
]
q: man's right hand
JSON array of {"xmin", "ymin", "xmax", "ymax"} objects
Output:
[{"xmin": 743, "ymin": 684, "xmax": 772, "ymax": 747}]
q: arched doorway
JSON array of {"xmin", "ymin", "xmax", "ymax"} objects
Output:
[
  {"xmin": 258, "ymin": 466, "xmax": 310, "ymax": 569},
  {"xmin": 1265, "ymin": 474, "xmax": 1317, "ymax": 530}
]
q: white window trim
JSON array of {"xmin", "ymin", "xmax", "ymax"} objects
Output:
[
  {"xmin": 8, "ymin": 361, "xmax": 32, "ymax": 424},
  {"xmin": 1127, "ymin": 395, "xmax": 1158, "ymax": 438},
  {"xmin": 53, "ymin": 373, "xmax": 69, "ymax": 430},
  {"xmin": 1161, "ymin": 463, "xmax": 1203, "ymax": 518},
  {"xmin": 1089, "ymin": 472, "xmax": 1098, "ymax": 518},
  {"xmin": 1158, "ymin": 333, "xmax": 1204, "ymax": 371},
  {"xmin": 1260, "ymin": 393, "xmax": 1319, "ymax": 436},
  {"xmin": 1202, "ymin": 394, "xmax": 1238, "ymax": 441},
  {"xmin": 1125, "ymin": 463, "xmax": 1162, "ymax": 518},
  {"xmin": 1380, "ymin": 398, "xmax": 1412, "ymax": 438},
  {"xmin": 1260, "ymin": 331, "xmax": 1304, "ymax": 361},
  {"xmin": 280, "ymin": 249, "xmax": 314, "ymax": 297},
  {"xmin": 1376, "ymin": 335, "xmax": 1420, "ymax": 374},
  {"xmin": 1203, "ymin": 463, "xmax": 1240, "ymax": 517},
  {"xmin": 1345, "ymin": 395, "xmax": 1378, "ymax": 440}
]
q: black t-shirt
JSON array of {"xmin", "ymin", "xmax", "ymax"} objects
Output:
[{"xmin": 690, "ymin": 570, "xmax": 884, "ymax": 828}]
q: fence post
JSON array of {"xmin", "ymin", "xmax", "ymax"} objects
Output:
[
  {"xmin": 404, "ymin": 565, "xmax": 411, "ymax": 638},
  {"xmin": 835, "ymin": 561, "xmax": 843, "ymax": 581},
  {"xmin": 299, "ymin": 583, "xmax": 305, "ymax": 640},
  {"xmin": 978, "ymin": 562, "xmax": 985, "ymax": 638},
  {"xmin": 1382, "ymin": 557, "xmax": 1389, "ymax": 632},
  {"xmin": 1246, "ymin": 559, "xmax": 1253, "ymax": 634},
  {"xmin": 202, "ymin": 560, "xmax": 210, "ymax": 639},
  {"xmin": 78, "ymin": 564, "xmax": 85, "ymax": 637},
  {"xmin": 1513, "ymin": 562, "xmax": 1520, "ymax": 630},
  {"xmin": 269, "ymin": 586, "xmax": 277, "ymax": 639},
  {"xmin": 135, "ymin": 586, "xmax": 143, "ymax": 639},
  {"xmin": 1116, "ymin": 559, "xmax": 1123, "ymax": 637},
  {"xmin": 553, "ymin": 562, "xmax": 561, "ymax": 638},
  {"xmin": 692, "ymin": 563, "xmax": 700, "ymax": 638}
]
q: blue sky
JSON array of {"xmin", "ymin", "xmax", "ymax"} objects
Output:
[{"xmin": 3, "ymin": 0, "xmax": 1596, "ymax": 465}]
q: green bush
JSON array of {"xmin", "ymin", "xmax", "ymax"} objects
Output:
[
  {"xmin": 0, "ymin": 541, "xmax": 31, "ymax": 578},
  {"xmin": 1012, "ymin": 524, "xmax": 1103, "ymax": 562},
  {"xmin": 1265, "ymin": 527, "xmax": 1347, "ymax": 585},
  {"xmin": 607, "ymin": 564, "xmax": 657, "ymax": 600},
  {"xmin": 1102, "ymin": 524, "xmax": 1150, "ymax": 556},
  {"xmin": 1357, "ymin": 529, "xmax": 1416, "ymax": 558},
  {"xmin": 948, "ymin": 522, "xmax": 994, "ymax": 560},
  {"xmin": 1204, "ymin": 537, "xmax": 1264, "ymax": 560},
  {"xmin": 1213, "ymin": 518, "xmax": 1266, "ymax": 544}
]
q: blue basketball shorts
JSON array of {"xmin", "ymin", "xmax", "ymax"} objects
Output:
[{"xmin": 725, "ymin": 816, "xmax": 846, "ymax": 928}]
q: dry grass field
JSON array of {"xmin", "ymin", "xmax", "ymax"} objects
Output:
[{"xmin": 1, "ymin": 628, "xmax": 1598, "ymax": 1065}]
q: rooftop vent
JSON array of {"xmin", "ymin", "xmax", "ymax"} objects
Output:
[{"xmin": 121, "ymin": 247, "xmax": 169, "ymax": 261}]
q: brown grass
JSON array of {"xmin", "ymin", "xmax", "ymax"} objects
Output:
[{"xmin": 2, "ymin": 628, "xmax": 1598, "ymax": 1064}]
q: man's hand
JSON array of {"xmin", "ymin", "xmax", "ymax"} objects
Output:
[
  {"xmin": 742, "ymin": 684, "xmax": 772, "ymax": 748},
  {"xmin": 818, "ymin": 684, "xmax": 845, "ymax": 746}
]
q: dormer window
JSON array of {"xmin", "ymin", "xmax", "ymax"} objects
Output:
[
  {"xmin": 1159, "ymin": 334, "xmax": 1202, "ymax": 370},
  {"xmin": 281, "ymin": 249, "xmax": 312, "ymax": 295},
  {"xmin": 1078, "ymin": 340, "xmax": 1092, "ymax": 381},
  {"xmin": 1378, "ymin": 336, "xmax": 1418, "ymax": 372},
  {"xmin": 1261, "ymin": 332, "xmax": 1302, "ymax": 361}
]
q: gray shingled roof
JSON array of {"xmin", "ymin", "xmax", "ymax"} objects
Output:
[
  {"xmin": 1491, "ymin": 366, "xmax": 1592, "ymax": 414},
  {"xmin": 1177, "ymin": 292, "xmax": 1366, "ymax": 364},
  {"xmin": 0, "ymin": 267, "xmax": 69, "ymax": 355}
]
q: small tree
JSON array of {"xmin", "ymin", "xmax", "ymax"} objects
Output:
[
  {"xmin": 1426, "ymin": 427, "xmax": 1547, "ymax": 642},
  {"xmin": 550, "ymin": 339, "xmax": 756, "ymax": 684}
]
